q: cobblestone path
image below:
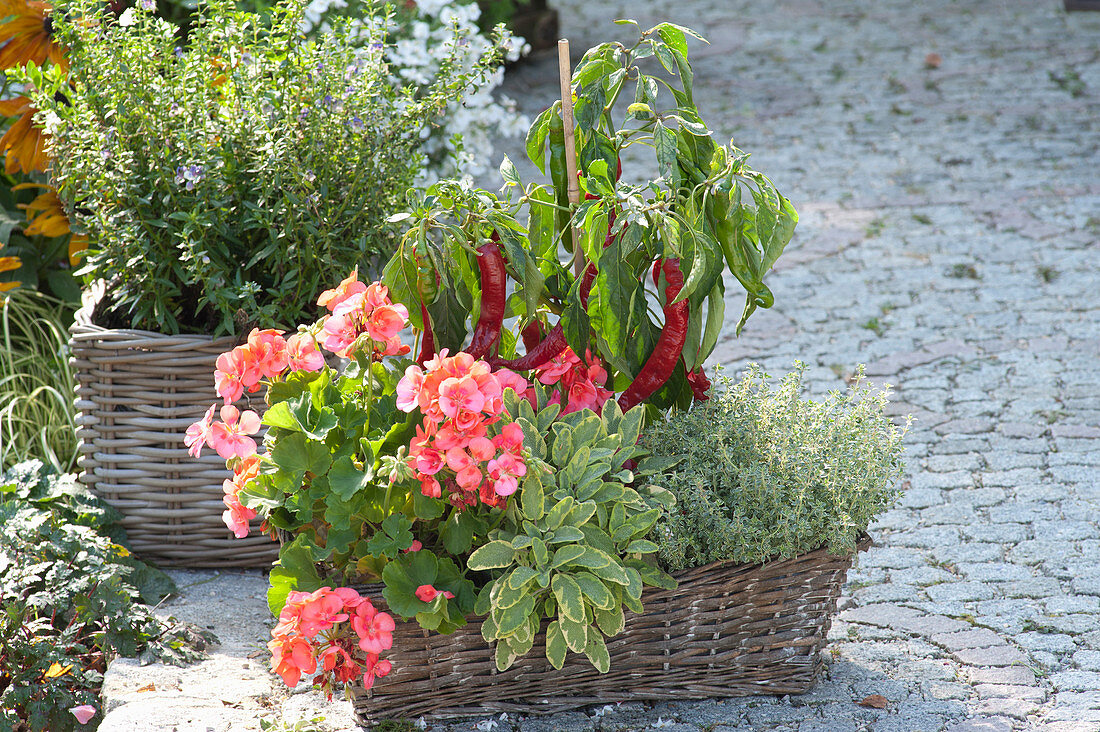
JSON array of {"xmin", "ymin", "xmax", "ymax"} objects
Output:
[
  {"xmin": 99, "ymin": 2, "xmax": 1100, "ymax": 730},
  {"xmin": 478, "ymin": 1, "xmax": 1100, "ymax": 730}
]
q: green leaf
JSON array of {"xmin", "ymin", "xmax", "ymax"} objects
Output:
[
  {"xmin": 544, "ymin": 496, "xmax": 575, "ymax": 530},
  {"xmin": 574, "ymin": 572, "xmax": 614, "ymax": 610},
  {"xmin": 584, "ymin": 633, "xmax": 611, "ymax": 673},
  {"xmin": 267, "ymin": 538, "xmax": 321, "ymax": 616},
  {"xmin": 551, "ymin": 545, "xmax": 586, "ymax": 569},
  {"xmin": 546, "ymin": 619, "xmax": 567, "ymax": 669},
  {"xmin": 654, "ymin": 123, "xmax": 679, "ymax": 190},
  {"xmin": 520, "ymin": 473, "xmax": 544, "ymax": 521},
  {"xmin": 499, "ymin": 155, "xmax": 522, "ymax": 188},
  {"xmin": 327, "ymin": 455, "xmax": 370, "ymax": 501},
  {"xmin": 625, "ymin": 539, "xmax": 659, "ymax": 554},
  {"xmin": 559, "ymin": 615, "xmax": 588, "ymax": 653},
  {"xmin": 270, "ymin": 433, "xmax": 331, "ymax": 482},
  {"xmin": 525, "ymin": 108, "xmax": 554, "ymax": 173},
  {"xmin": 594, "ymin": 605, "xmax": 625, "ymax": 637},
  {"xmin": 494, "ymin": 597, "xmax": 535, "ymax": 638},
  {"xmin": 507, "ymin": 566, "xmax": 539, "ymax": 591},
  {"xmin": 551, "ymin": 573, "xmax": 586, "ymax": 623},
  {"xmin": 467, "ymin": 540, "xmax": 516, "ymax": 571}
]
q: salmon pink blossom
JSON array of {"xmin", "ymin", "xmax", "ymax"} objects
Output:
[
  {"xmin": 351, "ymin": 602, "xmax": 395, "ymax": 655},
  {"xmin": 414, "ymin": 584, "xmax": 456, "ymax": 603},
  {"xmin": 213, "ymin": 347, "xmax": 250, "ymax": 404},
  {"xmin": 208, "ymin": 405, "xmax": 261, "ymax": 459},
  {"xmin": 185, "ymin": 404, "xmax": 216, "ymax": 458},
  {"xmin": 317, "ymin": 268, "xmax": 367, "ymax": 311},
  {"xmin": 286, "ymin": 332, "xmax": 324, "ymax": 372},
  {"xmin": 69, "ymin": 705, "xmax": 96, "ymax": 725}
]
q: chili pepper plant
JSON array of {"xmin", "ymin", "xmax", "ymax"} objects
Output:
[{"xmin": 384, "ymin": 21, "xmax": 797, "ymax": 413}]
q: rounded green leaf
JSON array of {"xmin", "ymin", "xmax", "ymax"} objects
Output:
[{"xmin": 468, "ymin": 540, "xmax": 515, "ymax": 571}]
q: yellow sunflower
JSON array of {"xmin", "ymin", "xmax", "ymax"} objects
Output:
[
  {"xmin": 13, "ymin": 182, "xmax": 85, "ymax": 263},
  {"xmin": 0, "ymin": 95, "xmax": 47, "ymax": 174},
  {"xmin": 0, "ymin": 0, "xmax": 66, "ymax": 72},
  {"xmin": 0, "ymin": 240, "xmax": 21, "ymax": 293}
]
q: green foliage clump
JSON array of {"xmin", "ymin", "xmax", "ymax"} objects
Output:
[
  {"xmin": 640, "ymin": 365, "xmax": 906, "ymax": 571},
  {"xmin": 474, "ymin": 394, "xmax": 676, "ymax": 673},
  {"xmin": 30, "ymin": 0, "xmax": 503, "ymax": 335},
  {"xmin": 0, "ymin": 290, "xmax": 77, "ymax": 472},
  {"xmin": 0, "ymin": 461, "xmax": 214, "ymax": 731}
]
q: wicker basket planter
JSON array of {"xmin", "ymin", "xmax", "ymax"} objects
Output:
[
  {"xmin": 351, "ymin": 538, "xmax": 868, "ymax": 724},
  {"xmin": 69, "ymin": 282, "xmax": 277, "ymax": 567}
]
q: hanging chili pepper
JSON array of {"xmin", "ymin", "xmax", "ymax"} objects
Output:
[
  {"xmin": 493, "ymin": 323, "xmax": 568, "ymax": 371},
  {"xmin": 520, "ymin": 321, "xmax": 543, "ymax": 351},
  {"xmin": 467, "ymin": 237, "xmax": 507, "ymax": 360},
  {"xmin": 416, "ymin": 303, "xmax": 435, "ymax": 366},
  {"xmin": 686, "ymin": 366, "xmax": 711, "ymax": 401},
  {"xmin": 618, "ymin": 258, "xmax": 690, "ymax": 412}
]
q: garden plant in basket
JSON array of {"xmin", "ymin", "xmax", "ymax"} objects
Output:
[{"xmin": 187, "ymin": 21, "xmax": 903, "ymax": 717}]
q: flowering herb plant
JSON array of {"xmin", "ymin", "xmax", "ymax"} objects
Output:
[
  {"xmin": 26, "ymin": 0, "xmax": 507, "ymax": 335},
  {"xmin": 384, "ymin": 22, "xmax": 797, "ymax": 412}
]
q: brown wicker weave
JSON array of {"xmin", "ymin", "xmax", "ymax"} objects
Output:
[
  {"xmin": 351, "ymin": 539, "xmax": 867, "ymax": 723},
  {"xmin": 70, "ymin": 282, "xmax": 277, "ymax": 567}
]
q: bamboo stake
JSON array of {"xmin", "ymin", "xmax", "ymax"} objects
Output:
[{"xmin": 557, "ymin": 39, "xmax": 584, "ymax": 278}]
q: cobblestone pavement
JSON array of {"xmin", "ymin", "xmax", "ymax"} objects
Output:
[{"xmin": 99, "ymin": 1, "xmax": 1100, "ymax": 730}]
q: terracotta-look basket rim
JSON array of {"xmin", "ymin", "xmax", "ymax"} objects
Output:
[
  {"xmin": 70, "ymin": 281, "xmax": 277, "ymax": 567},
  {"xmin": 350, "ymin": 537, "xmax": 869, "ymax": 724}
]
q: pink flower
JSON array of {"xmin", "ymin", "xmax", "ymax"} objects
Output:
[
  {"xmin": 495, "ymin": 368, "xmax": 528, "ymax": 399},
  {"xmin": 269, "ymin": 634, "xmax": 316, "ymax": 687},
  {"xmin": 286, "ymin": 332, "xmax": 324, "ymax": 372},
  {"xmin": 298, "ymin": 588, "xmax": 351, "ymax": 637},
  {"xmin": 467, "ymin": 436, "xmax": 495, "ymax": 462},
  {"xmin": 208, "ymin": 405, "xmax": 262, "ymax": 460},
  {"xmin": 365, "ymin": 303, "xmax": 409, "ymax": 342},
  {"xmin": 185, "ymin": 403, "xmax": 216, "ymax": 458},
  {"xmin": 396, "ymin": 365, "xmax": 425, "ymax": 413},
  {"xmin": 414, "ymin": 447, "xmax": 444, "ymax": 475},
  {"xmin": 319, "ymin": 643, "xmax": 360, "ymax": 684},
  {"xmin": 493, "ymin": 422, "xmax": 525, "ymax": 455},
  {"xmin": 351, "ymin": 603, "xmax": 395, "ymax": 655},
  {"xmin": 361, "ymin": 654, "xmax": 392, "ymax": 690},
  {"xmin": 487, "ymin": 452, "xmax": 527, "ymax": 497},
  {"xmin": 456, "ymin": 464, "xmax": 482, "ymax": 492},
  {"xmin": 246, "ymin": 328, "xmax": 289, "ymax": 382},
  {"xmin": 404, "ymin": 540, "xmax": 423, "ymax": 553},
  {"xmin": 320, "ymin": 312, "xmax": 360, "ymax": 357},
  {"xmin": 537, "ymin": 348, "xmax": 581, "ymax": 385},
  {"xmin": 69, "ymin": 705, "xmax": 96, "ymax": 725},
  {"xmin": 419, "ymin": 474, "xmax": 441, "ymax": 498},
  {"xmin": 214, "ymin": 347, "xmax": 249, "ymax": 404},
  {"xmin": 414, "ymin": 584, "xmax": 455, "ymax": 603},
  {"xmin": 317, "ymin": 269, "xmax": 367, "ymax": 312},
  {"xmin": 222, "ymin": 488, "xmax": 256, "ymax": 538},
  {"xmin": 445, "ymin": 447, "xmax": 475, "ymax": 473},
  {"xmin": 438, "ymin": 376, "xmax": 485, "ymax": 418}
]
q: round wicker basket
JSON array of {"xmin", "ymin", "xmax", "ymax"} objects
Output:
[
  {"xmin": 69, "ymin": 282, "xmax": 277, "ymax": 567},
  {"xmin": 351, "ymin": 538, "xmax": 869, "ymax": 723}
]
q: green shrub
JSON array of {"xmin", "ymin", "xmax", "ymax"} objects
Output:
[
  {"xmin": 640, "ymin": 364, "xmax": 906, "ymax": 571},
  {"xmin": 0, "ymin": 461, "xmax": 213, "ymax": 731},
  {"xmin": 0, "ymin": 289, "xmax": 77, "ymax": 472},
  {"xmin": 29, "ymin": 0, "xmax": 504, "ymax": 336}
]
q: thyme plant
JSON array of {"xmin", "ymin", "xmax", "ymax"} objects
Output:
[{"xmin": 641, "ymin": 365, "xmax": 906, "ymax": 570}]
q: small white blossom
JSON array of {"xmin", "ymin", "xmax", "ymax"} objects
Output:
[{"xmin": 118, "ymin": 8, "xmax": 136, "ymax": 26}]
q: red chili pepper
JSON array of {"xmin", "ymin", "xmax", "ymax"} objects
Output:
[
  {"xmin": 467, "ymin": 237, "xmax": 507, "ymax": 360},
  {"xmin": 416, "ymin": 303, "xmax": 435, "ymax": 365},
  {"xmin": 618, "ymin": 258, "xmax": 690, "ymax": 412},
  {"xmin": 686, "ymin": 367, "xmax": 711, "ymax": 401},
  {"xmin": 492, "ymin": 323, "xmax": 567, "ymax": 371},
  {"xmin": 520, "ymin": 321, "xmax": 543, "ymax": 351}
]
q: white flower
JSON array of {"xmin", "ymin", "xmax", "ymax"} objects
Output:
[
  {"xmin": 652, "ymin": 718, "xmax": 675, "ymax": 728},
  {"xmin": 474, "ymin": 721, "xmax": 497, "ymax": 732},
  {"xmin": 118, "ymin": 8, "xmax": 136, "ymax": 26}
]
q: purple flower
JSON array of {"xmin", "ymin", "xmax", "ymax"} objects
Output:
[
  {"xmin": 349, "ymin": 116, "xmax": 364, "ymax": 132},
  {"xmin": 175, "ymin": 164, "xmax": 204, "ymax": 191}
]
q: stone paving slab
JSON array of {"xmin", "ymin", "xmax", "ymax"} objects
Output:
[{"xmin": 100, "ymin": 0, "xmax": 1100, "ymax": 729}]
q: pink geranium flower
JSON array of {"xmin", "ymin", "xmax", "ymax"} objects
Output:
[
  {"xmin": 269, "ymin": 634, "xmax": 316, "ymax": 687},
  {"xmin": 214, "ymin": 347, "xmax": 249, "ymax": 404},
  {"xmin": 286, "ymin": 332, "xmax": 324, "ymax": 372},
  {"xmin": 208, "ymin": 405, "xmax": 262, "ymax": 460},
  {"xmin": 396, "ymin": 364, "xmax": 425, "ymax": 412},
  {"xmin": 365, "ymin": 303, "xmax": 409, "ymax": 342},
  {"xmin": 438, "ymin": 376, "xmax": 485, "ymax": 418},
  {"xmin": 298, "ymin": 588, "xmax": 351, "ymax": 637},
  {"xmin": 185, "ymin": 403, "xmax": 216, "ymax": 458},
  {"xmin": 414, "ymin": 584, "xmax": 455, "ymax": 603},
  {"xmin": 246, "ymin": 328, "xmax": 289, "ymax": 382},
  {"xmin": 317, "ymin": 269, "xmax": 367, "ymax": 312},
  {"xmin": 351, "ymin": 603, "xmax": 395, "ymax": 655}
]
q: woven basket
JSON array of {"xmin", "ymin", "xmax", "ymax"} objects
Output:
[
  {"xmin": 351, "ymin": 538, "xmax": 867, "ymax": 723},
  {"xmin": 70, "ymin": 282, "xmax": 277, "ymax": 567}
]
